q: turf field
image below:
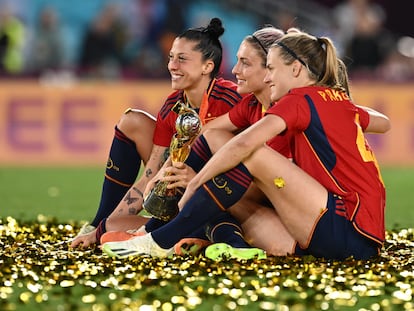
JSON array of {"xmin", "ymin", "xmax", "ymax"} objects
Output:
[{"xmin": 0, "ymin": 166, "xmax": 412, "ymax": 229}]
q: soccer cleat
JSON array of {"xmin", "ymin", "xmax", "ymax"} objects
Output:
[
  {"xmin": 102, "ymin": 233, "xmax": 174, "ymax": 258},
  {"xmin": 205, "ymin": 243, "xmax": 267, "ymax": 261},
  {"xmin": 100, "ymin": 230, "xmax": 145, "ymax": 245},
  {"xmin": 174, "ymin": 238, "xmax": 212, "ymax": 256}
]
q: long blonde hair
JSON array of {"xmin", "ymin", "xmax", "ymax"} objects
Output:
[{"xmin": 273, "ymin": 32, "xmax": 342, "ymax": 90}]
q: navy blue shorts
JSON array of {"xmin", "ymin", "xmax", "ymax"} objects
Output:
[{"xmin": 294, "ymin": 193, "xmax": 380, "ymax": 260}]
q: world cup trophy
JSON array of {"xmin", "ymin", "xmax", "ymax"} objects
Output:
[{"xmin": 142, "ymin": 100, "xmax": 202, "ymax": 221}]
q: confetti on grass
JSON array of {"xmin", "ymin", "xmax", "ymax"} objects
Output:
[{"xmin": 0, "ymin": 216, "xmax": 413, "ymax": 310}]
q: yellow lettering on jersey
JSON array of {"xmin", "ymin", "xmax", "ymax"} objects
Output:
[
  {"xmin": 331, "ymin": 89, "xmax": 346, "ymax": 101},
  {"xmin": 318, "ymin": 91, "xmax": 328, "ymax": 101},
  {"xmin": 318, "ymin": 89, "xmax": 349, "ymax": 102},
  {"xmin": 341, "ymin": 91, "xmax": 350, "ymax": 100},
  {"xmin": 354, "ymin": 113, "xmax": 384, "ymax": 184},
  {"xmin": 325, "ymin": 89, "xmax": 335, "ymax": 101}
]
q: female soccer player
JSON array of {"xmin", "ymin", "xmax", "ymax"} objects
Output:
[
  {"xmin": 102, "ymin": 26, "xmax": 289, "ymax": 256},
  {"xmin": 70, "ymin": 17, "xmax": 242, "ymax": 248},
  {"xmin": 102, "ymin": 31, "xmax": 389, "ymax": 260}
]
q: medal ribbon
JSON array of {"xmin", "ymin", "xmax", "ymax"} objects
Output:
[{"xmin": 198, "ymin": 78, "xmax": 216, "ymax": 125}]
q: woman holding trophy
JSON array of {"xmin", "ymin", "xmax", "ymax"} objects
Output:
[
  {"xmin": 137, "ymin": 26, "xmax": 290, "ymax": 256},
  {"xmin": 100, "ymin": 26, "xmax": 289, "ymax": 258},
  {"xmin": 70, "ymin": 17, "xmax": 243, "ymax": 248}
]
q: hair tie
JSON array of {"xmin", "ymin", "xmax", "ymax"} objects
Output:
[
  {"xmin": 277, "ymin": 41, "xmax": 320, "ymax": 79},
  {"xmin": 317, "ymin": 37, "xmax": 326, "ymax": 51},
  {"xmin": 251, "ymin": 35, "xmax": 267, "ymax": 54}
]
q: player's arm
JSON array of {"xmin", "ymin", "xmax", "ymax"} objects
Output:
[
  {"xmin": 201, "ymin": 112, "xmax": 239, "ymax": 133},
  {"xmin": 143, "ymin": 157, "xmax": 173, "ymax": 199},
  {"xmin": 145, "ymin": 113, "xmax": 240, "ymax": 194},
  {"xmin": 179, "ymin": 114, "xmax": 286, "ymax": 208},
  {"xmin": 143, "ymin": 156, "xmax": 198, "ymax": 198},
  {"xmin": 357, "ymin": 105, "xmax": 391, "ymax": 134},
  {"xmin": 142, "ymin": 116, "xmax": 232, "ymax": 196}
]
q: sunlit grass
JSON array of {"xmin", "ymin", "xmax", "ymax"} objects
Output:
[{"xmin": 0, "ymin": 166, "xmax": 412, "ymax": 228}]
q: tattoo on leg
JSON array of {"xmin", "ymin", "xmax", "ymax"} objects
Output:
[
  {"xmin": 123, "ymin": 187, "xmax": 143, "ymax": 215},
  {"xmin": 123, "ymin": 192, "xmax": 138, "ymax": 205},
  {"xmin": 145, "ymin": 168, "xmax": 152, "ymax": 178},
  {"xmin": 128, "ymin": 207, "xmax": 138, "ymax": 215},
  {"xmin": 132, "ymin": 187, "xmax": 143, "ymax": 198}
]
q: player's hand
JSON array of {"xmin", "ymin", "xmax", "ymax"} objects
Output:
[
  {"xmin": 178, "ymin": 179, "xmax": 197, "ymax": 210},
  {"xmin": 70, "ymin": 230, "xmax": 97, "ymax": 249},
  {"xmin": 164, "ymin": 162, "xmax": 196, "ymax": 189}
]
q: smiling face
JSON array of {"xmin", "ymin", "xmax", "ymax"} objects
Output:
[
  {"xmin": 231, "ymin": 40, "xmax": 268, "ymax": 95},
  {"xmin": 167, "ymin": 37, "xmax": 212, "ymax": 92},
  {"xmin": 265, "ymin": 47, "xmax": 298, "ymax": 102}
]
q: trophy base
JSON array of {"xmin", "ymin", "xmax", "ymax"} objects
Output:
[{"xmin": 142, "ymin": 192, "xmax": 179, "ymax": 222}]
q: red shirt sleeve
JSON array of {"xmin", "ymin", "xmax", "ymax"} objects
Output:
[
  {"xmin": 356, "ymin": 106, "xmax": 370, "ymax": 131},
  {"xmin": 229, "ymin": 94, "xmax": 264, "ymax": 129}
]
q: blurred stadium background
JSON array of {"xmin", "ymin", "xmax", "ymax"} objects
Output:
[{"xmin": 0, "ymin": 0, "xmax": 413, "ymax": 227}]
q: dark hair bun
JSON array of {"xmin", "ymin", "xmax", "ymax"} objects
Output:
[{"xmin": 206, "ymin": 17, "xmax": 224, "ymax": 39}]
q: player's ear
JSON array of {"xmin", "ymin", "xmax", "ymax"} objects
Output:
[
  {"xmin": 292, "ymin": 60, "xmax": 302, "ymax": 77},
  {"xmin": 202, "ymin": 60, "xmax": 214, "ymax": 75}
]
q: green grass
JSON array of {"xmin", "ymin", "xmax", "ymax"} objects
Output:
[
  {"xmin": 0, "ymin": 166, "xmax": 103, "ymax": 222},
  {"xmin": 0, "ymin": 166, "xmax": 412, "ymax": 311},
  {"xmin": 0, "ymin": 166, "xmax": 413, "ymax": 229}
]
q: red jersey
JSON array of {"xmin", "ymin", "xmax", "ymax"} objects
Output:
[
  {"xmin": 266, "ymin": 86, "xmax": 385, "ymax": 244},
  {"xmin": 228, "ymin": 93, "xmax": 263, "ymax": 128},
  {"xmin": 229, "ymin": 93, "xmax": 291, "ymax": 158},
  {"xmin": 154, "ymin": 78, "xmax": 242, "ymax": 147}
]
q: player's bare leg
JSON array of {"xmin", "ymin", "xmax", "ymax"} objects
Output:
[
  {"xmin": 244, "ymin": 145, "xmax": 328, "ymax": 249},
  {"xmin": 118, "ymin": 109, "xmax": 156, "ymax": 164},
  {"xmin": 229, "ymin": 185, "xmax": 295, "ymax": 256},
  {"xmin": 204, "ymin": 128, "xmax": 295, "ymax": 255}
]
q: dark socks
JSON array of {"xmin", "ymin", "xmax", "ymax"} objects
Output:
[
  {"xmin": 151, "ymin": 162, "xmax": 252, "ymax": 249},
  {"xmin": 185, "ymin": 135, "xmax": 212, "ymax": 173},
  {"xmin": 151, "ymin": 186, "xmax": 222, "ymax": 248},
  {"xmin": 145, "ymin": 216, "xmax": 206, "ymax": 239},
  {"xmin": 144, "ymin": 218, "xmax": 169, "ymax": 232},
  {"xmin": 95, "ymin": 218, "xmax": 107, "ymax": 245},
  {"xmin": 91, "ymin": 126, "xmax": 141, "ymax": 226},
  {"xmin": 206, "ymin": 213, "xmax": 251, "ymax": 248}
]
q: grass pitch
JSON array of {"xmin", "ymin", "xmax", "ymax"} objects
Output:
[
  {"xmin": 0, "ymin": 166, "xmax": 413, "ymax": 310},
  {"xmin": 0, "ymin": 166, "xmax": 412, "ymax": 228}
]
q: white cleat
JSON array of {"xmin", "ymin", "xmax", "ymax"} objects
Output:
[{"xmin": 102, "ymin": 233, "xmax": 173, "ymax": 258}]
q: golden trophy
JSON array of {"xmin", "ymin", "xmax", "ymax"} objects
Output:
[{"xmin": 142, "ymin": 101, "xmax": 202, "ymax": 221}]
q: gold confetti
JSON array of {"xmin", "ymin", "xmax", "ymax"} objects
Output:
[
  {"xmin": 0, "ymin": 217, "xmax": 412, "ymax": 310},
  {"xmin": 273, "ymin": 177, "xmax": 285, "ymax": 188}
]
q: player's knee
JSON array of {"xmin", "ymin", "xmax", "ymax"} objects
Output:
[
  {"xmin": 118, "ymin": 109, "xmax": 155, "ymax": 137},
  {"xmin": 203, "ymin": 129, "xmax": 233, "ymax": 153}
]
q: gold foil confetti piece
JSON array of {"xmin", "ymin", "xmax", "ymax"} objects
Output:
[
  {"xmin": 0, "ymin": 217, "xmax": 412, "ymax": 310},
  {"xmin": 273, "ymin": 177, "xmax": 285, "ymax": 188}
]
